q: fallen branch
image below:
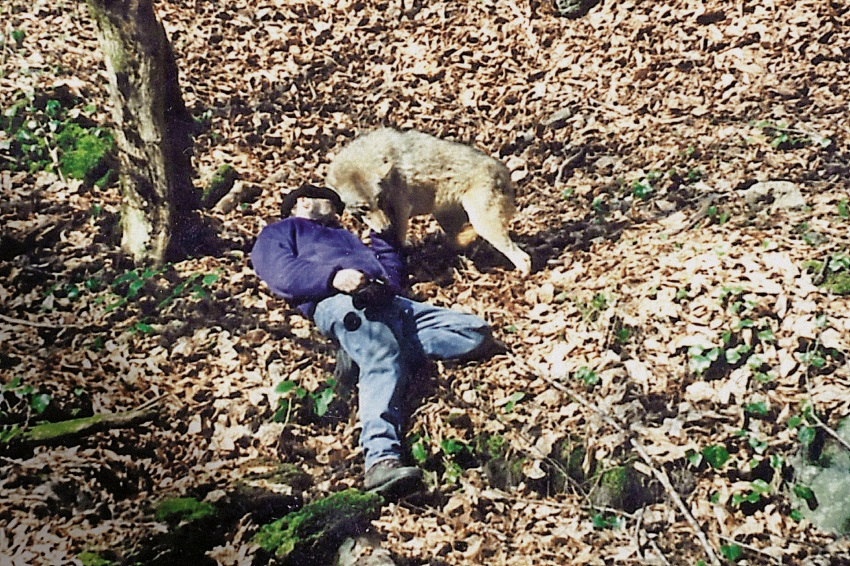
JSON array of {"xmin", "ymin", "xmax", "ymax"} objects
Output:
[
  {"xmin": 802, "ymin": 340, "xmax": 850, "ymax": 454},
  {"xmin": 809, "ymin": 411, "xmax": 850, "ymax": 454},
  {"xmin": 16, "ymin": 396, "xmax": 163, "ymax": 445},
  {"xmin": 512, "ymin": 355, "xmax": 721, "ymax": 566},
  {"xmin": 0, "ymin": 313, "xmax": 62, "ymax": 329}
]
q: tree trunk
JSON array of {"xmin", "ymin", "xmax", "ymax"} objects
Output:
[{"xmin": 86, "ymin": 0, "xmax": 197, "ymax": 265}]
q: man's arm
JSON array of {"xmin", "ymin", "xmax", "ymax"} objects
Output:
[
  {"xmin": 251, "ymin": 223, "xmax": 341, "ymax": 302},
  {"xmin": 369, "ymin": 229, "xmax": 407, "ymax": 292}
]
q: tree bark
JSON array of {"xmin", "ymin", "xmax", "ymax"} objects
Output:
[{"xmin": 86, "ymin": 0, "xmax": 197, "ymax": 265}]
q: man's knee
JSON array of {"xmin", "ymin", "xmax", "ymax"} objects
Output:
[{"xmin": 333, "ymin": 346, "xmax": 359, "ymax": 386}]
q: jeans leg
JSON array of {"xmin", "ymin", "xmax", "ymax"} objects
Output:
[
  {"xmin": 397, "ymin": 297, "xmax": 492, "ymax": 360},
  {"xmin": 313, "ymin": 294, "xmax": 410, "ymax": 470}
]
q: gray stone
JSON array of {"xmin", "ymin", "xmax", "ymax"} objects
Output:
[{"xmin": 744, "ymin": 181, "xmax": 806, "ymax": 211}]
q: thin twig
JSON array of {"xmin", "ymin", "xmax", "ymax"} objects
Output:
[
  {"xmin": 801, "ymin": 335, "xmax": 850, "ymax": 454},
  {"xmin": 809, "ymin": 412, "xmax": 850, "ymax": 453},
  {"xmin": 134, "ymin": 392, "xmax": 167, "ymax": 412},
  {"xmin": 0, "ymin": 313, "xmax": 62, "ymax": 329},
  {"xmin": 511, "ymin": 355, "xmax": 722, "ymax": 566},
  {"xmin": 647, "ymin": 538, "xmax": 672, "ymax": 566}
]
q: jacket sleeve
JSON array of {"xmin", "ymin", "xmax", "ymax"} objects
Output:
[
  {"xmin": 369, "ymin": 229, "xmax": 407, "ymax": 292},
  {"xmin": 251, "ymin": 223, "xmax": 340, "ymax": 302}
]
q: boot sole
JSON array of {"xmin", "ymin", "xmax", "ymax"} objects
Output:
[{"xmin": 366, "ymin": 470, "xmax": 424, "ymax": 500}]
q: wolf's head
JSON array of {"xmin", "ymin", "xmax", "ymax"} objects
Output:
[{"xmin": 327, "ymin": 162, "xmax": 394, "ymax": 232}]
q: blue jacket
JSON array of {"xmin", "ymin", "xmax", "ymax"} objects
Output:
[{"xmin": 251, "ymin": 217, "xmax": 406, "ymax": 318}]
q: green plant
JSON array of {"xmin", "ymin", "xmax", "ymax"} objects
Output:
[
  {"xmin": 410, "ymin": 433, "xmax": 431, "ymax": 465},
  {"xmin": 575, "ymin": 292, "xmax": 610, "ymax": 323},
  {"xmin": 793, "ymin": 484, "xmax": 815, "ymax": 502},
  {"xmin": 700, "ymin": 444, "xmax": 730, "ymax": 469},
  {"xmin": 627, "ymin": 170, "xmax": 662, "ymax": 200},
  {"xmin": 590, "ymin": 512, "xmax": 623, "ymax": 530},
  {"xmin": 685, "ymin": 168, "xmax": 703, "ymax": 183},
  {"xmin": 838, "ymin": 199, "xmax": 849, "ymax": 219},
  {"xmin": 788, "ymin": 405, "xmax": 820, "ymax": 452},
  {"xmin": 794, "ymin": 222, "xmax": 827, "ymax": 246},
  {"xmin": 440, "ymin": 438, "xmax": 472, "ymax": 484},
  {"xmin": 1, "ymin": 93, "xmax": 114, "ymax": 181},
  {"xmin": 1, "ymin": 377, "xmax": 52, "ymax": 433},
  {"xmin": 503, "ymin": 391, "xmax": 525, "ymax": 413},
  {"xmin": 631, "ymin": 179, "xmax": 652, "ymax": 200},
  {"xmin": 78, "ymin": 551, "xmax": 114, "ymax": 566},
  {"xmin": 614, "ymin": 326, "xmax": 631, "ymax": 344},
  {"xmin": 591, "ymin": 195, "xmax": 607, "ymax": 215},
  {"xmin": 688, "ymin": 345, "xmax": 721, "ymax": 375},
  {"xmin": 731, "ymin": 479, "xmax": 770, "ymax": 506},
  {"xmin": 720, "ymin": 543, "xmax": 743, "ymax": 561},
  {"xmin": 273, "ymin": 378, "xmax": 338, "ymax": 424},
  {"xmin": 806, "ymin": 254, "xmax": 850, "ymax": 295},
  {"xmin": 707, "ymin": 204, "xmax": 730, "ymax": 224},
  {"xmin": 77, "ymin": 266, "xmax": 224, "ymax": 335},
  {"xmin": 253, "ymin": 489, "xmax": 382, "ymax": 561},
  {"xmin": 744, "ymin": 402, "xmax": 769, "ymax": 417},
  {"xmin": 735, "ymin": 429, "xmax": 768, "ymax": 458},
  {"xmin": 752, "ymin": 120, "xmax": 831, "ymax": 150},
  {"xmin": 574, "ymin": 366, "xmax": 599, "ymax": 388}
]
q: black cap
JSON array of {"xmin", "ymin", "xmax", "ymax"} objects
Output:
[{"xmin": 280, "ymin": 183, "xmax": 345, "ymax": 217}]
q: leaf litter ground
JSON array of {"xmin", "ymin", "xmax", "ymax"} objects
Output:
[{"xmin": 1, "ymin": 0, "xmax": 849, "ymax": 564}]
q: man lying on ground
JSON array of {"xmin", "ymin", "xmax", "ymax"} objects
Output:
[{"xmin": 251, "ymin": 183, "xmax": 505, "ymax": 500}]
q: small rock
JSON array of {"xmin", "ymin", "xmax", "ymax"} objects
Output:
[{"xmin": 744, "ymin": 181, "xmax": 806, "ymax": 211}]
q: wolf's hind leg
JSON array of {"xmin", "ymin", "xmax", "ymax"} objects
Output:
[
  {"xmin": 433, "ymin": 207, "xmax": 472, "ymax": 248},
  {"xmin": 461, "ymin": 189, "xmax": 531, "ymax": 275}
]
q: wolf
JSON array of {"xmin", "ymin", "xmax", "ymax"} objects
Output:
[{"xmin": 326, "ymin": 128, "xmax": 532, "ymax": 275}]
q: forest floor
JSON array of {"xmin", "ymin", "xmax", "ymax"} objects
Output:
[{"xmin": 1, "ymin": 0, "xmax": 849, "ymax": 564}]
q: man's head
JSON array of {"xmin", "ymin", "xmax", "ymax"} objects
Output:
[{"xmin": 281, "ymin": 184, "xmax": 345, "ymax": 223}]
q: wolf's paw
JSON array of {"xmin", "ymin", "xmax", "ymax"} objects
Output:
[{"xmin": 511, "ymin": 251, "xmax": 532, "ymax": 276}]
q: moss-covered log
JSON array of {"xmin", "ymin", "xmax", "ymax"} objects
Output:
[
  {"xmin": 85, "ymin": 0, "xmax": 197, "ymax": 265},
  {"xmin": 201, "ymin": 164, "xmax": 238, "ymax": 209},
  {"xmin": 9, "ymin": 406, "xmax": 158, "ymax": 446},
  {"xmin": 253, "ymin": 489, "xmax": 383, "ymax": 565}
]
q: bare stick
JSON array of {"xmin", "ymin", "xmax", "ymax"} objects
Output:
[
  {"xmin": 647, "ymin": 538, "xmax": 672, "ymax": 566},
  {"xmin": 0, "ymin": 313, "xmax": 62, "ymax": 329},
  {"xmin": 809, "ymin": 412, "xmax": 850, "ymax": 453}
]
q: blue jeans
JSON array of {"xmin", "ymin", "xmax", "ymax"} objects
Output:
[{"xmin": 313, "ymin": 293, "xmax": 490, "ymax": 469}]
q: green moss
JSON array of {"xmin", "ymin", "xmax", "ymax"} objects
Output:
[
  {"xmin": 600, "ymin": 466, "xmax": 628, "ymax": 490},
  {"xmin": 805, "ymin": 259, "xmax": 850, "ymax": 295},
  {"xmin": 56, "ymin": 123, "xmax": 113, "ymax": 181},
  {"xmin": 474, "ymin": 433, "xmax": 508, "ymax": 461},
  {"xmin": 154, "ymin": 497, "xmax": 216, "ymax": 524},
  {"xmin": 201, "ymin": 164, "xmax": 238, "ymax": 208},
  {"xmin": 253, "ymin": 489, "xmax": 382, "ymax": 562},
  {"xmin": 556, "ymin": 436, "xmax": 588, "ymax": 482},
  {"xmin": 2, "ymin": 94, "xmax": 113, "ymax": 179},
  {"xmin": 78, "ymin": 552, "xmax": 113, "ymax": 566},
  {"xmin": 823, "ymin": 271, "xmax": 850, "ymax": 295},
  {"xmin": 589, "ymin": 464, "xmax": 651, "ymax": 512}
]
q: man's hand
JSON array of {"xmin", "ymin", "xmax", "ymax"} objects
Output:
[{"xmin": 332, "ymin": 269, "xmax": 367, "ymax": 293}]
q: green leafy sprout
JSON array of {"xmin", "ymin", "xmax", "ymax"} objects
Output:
[{"xmin": 273, "ymin": 378, "xmax": 337, "ymax": 424}]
